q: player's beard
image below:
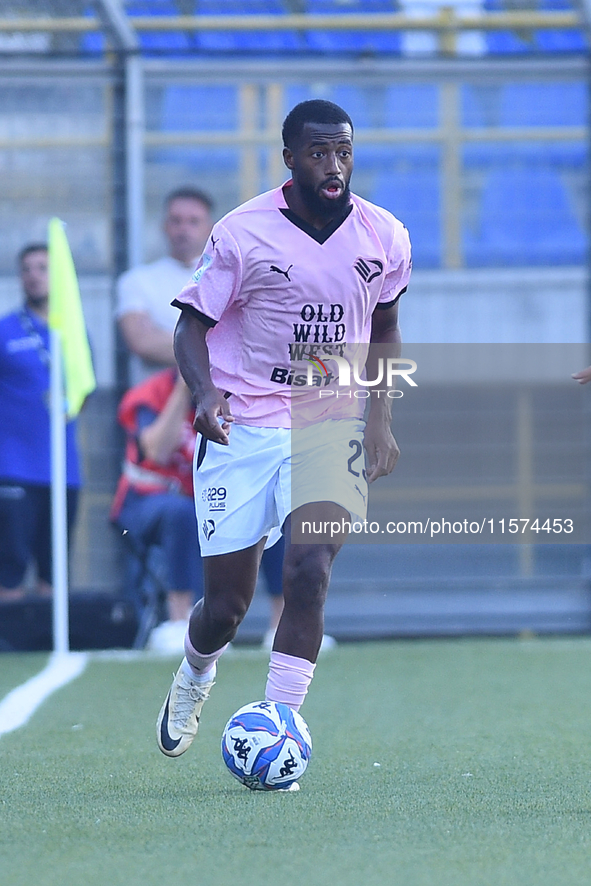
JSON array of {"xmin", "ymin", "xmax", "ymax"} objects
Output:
[{"xmin": 300, "ymin": 180, "xmax": 351, "ymax": 223}]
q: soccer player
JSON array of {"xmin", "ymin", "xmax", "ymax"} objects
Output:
[{"xmin": 156, "ymin": 100, "xmax": 412, "ymax": 771}]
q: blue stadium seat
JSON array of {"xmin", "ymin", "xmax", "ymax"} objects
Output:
[
  {"xmin": 384, "ymin": 84, "xmax": 439, "ymax": 129},
  {"xmin": 370, "ymin": 148, "xmax": 441, "ymax": 269},
  {"xmin": 305, "ymin": 0, "xmax": 401, "ymax": 54},
  {"xmin": 147, "ymin": 145, "xmax": 238, "ymax": 173},
  {"xmin": 463, "ymin": 167, "xmax": 586, "ymax": 266},
  {"xmin": 126, "ymin": 0, "xmax": 194, "ymax": 52},
  {"xmin": 463, "ymin": 140, "xmax": 586, "ymax": 170},
  {"xmin": 538, "ymin": 0, "xmax": 587, "ymax": 52},
  {"xmin": 283, "ymin": 84, "xmax": 378, "ymax": 126},
  {"xmin": 281, "ymin": 84, "xmax": 439, "ymax": 131},
  {"xmin": 159, "ymin": 85, "xmax": 238, "ymax": 131},
  {"xmin": 195, "ymin": 0, "xmax": 304, "ymax": 52},
  {"xmin": 81, "ymin": 5, "xmax": 105, "ymax": 53},
  {"xmin": 462, "ymin": 82, "xmax": 587, "ymax": 128},
  {"xmin": 483, "ymin": 0, "xmax": 586, "ymax": 54},
  {"xmin": 327, "ymin": 84, "xmax": 439, "ymax": 129},
  {"xmin": 151, "ymin": 84, "xmax": 238, "ymax": 170}
]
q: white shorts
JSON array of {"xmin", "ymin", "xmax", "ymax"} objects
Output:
[{"xmin": 193, "ymin": 419, "xmax": 368, "ymax": 555}]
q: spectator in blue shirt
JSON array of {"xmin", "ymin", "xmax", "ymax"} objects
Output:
[{"xmin": 0, "ymin": 244, "xmax": 81, "ymax": 600}]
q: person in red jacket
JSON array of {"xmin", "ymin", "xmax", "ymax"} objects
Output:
[{"xmin": 111, "ymin": 368, "xmax": 203, "ymax": 653}]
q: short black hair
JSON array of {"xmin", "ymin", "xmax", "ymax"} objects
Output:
[
  {"xmin": 18, "ymin": 243, "xmax": 47, "ymax": 266},
  {"xmin": 164, "ymin": 187, "xmax": 214, "ymax": 213},
  {"xmin": 282, "ymin": 100, "xmax": 353, "ymax": 149}
]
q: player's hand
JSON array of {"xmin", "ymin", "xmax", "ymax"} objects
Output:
[
  {"xmin": 193, "ymin": 389, "xmax": 234, "ymax": 444},
  {"xmin": 572, "ymin": 366, "xmax": 591, "ymax": 385},
  {"xmin": 363, "ymin": 418, "xmax": 400, "ymax": 483}
]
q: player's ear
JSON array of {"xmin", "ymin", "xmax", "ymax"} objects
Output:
[{"xmin": 283, "ymin": 147, "xmax": 294, "ymax": 170}]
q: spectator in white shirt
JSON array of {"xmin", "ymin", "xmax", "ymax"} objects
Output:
[{"xmin": 117, "ymin": 187, "xmax": 214, "ymax": 385}]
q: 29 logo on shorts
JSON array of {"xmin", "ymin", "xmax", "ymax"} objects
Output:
[{"xmin": 202, "ymin": 487, "xmax": 227, "ymax": 511}]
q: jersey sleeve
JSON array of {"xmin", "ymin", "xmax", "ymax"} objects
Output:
[
  {"xmin": 171, "ymin": 223, "xmax": 243, "ymax": 326},
  {"xmin": 377, "ymin": 221, "xmax": 412, "ymax": 308}
]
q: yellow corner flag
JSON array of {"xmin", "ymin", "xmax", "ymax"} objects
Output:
[{"xmin": 48, "ymin": 218, "xmax": 96, "ymax": 418}]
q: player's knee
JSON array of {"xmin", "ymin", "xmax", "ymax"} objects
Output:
[
  {"xmin": 204, "ymin": 594, "xmax": 248, "ymax": 635},
  {"xmin": 283, "ymin": 546, "xmax": 336, "ymax": 609}
]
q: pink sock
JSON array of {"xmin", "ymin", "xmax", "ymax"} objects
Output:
[
  {"xmin": 183, "ymin": 631, "xmax": 228, "ymax": 679},
  {"xmin": 265, "ymin": 651, "xmax": 316, "ymax": 711}
]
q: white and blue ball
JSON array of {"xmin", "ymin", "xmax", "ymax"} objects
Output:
[{"xmin": 221, "ymin": 701, "xmax": 312, "ymax": 791}]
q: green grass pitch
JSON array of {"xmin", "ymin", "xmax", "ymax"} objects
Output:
[{"xmin": 1, "ymin": 638, "xmax": 591, "ymax": 886}]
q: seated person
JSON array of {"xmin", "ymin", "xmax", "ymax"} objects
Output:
[{"xmin": 111, "ymin": 368, "xmax": 203, "ymax": 653}]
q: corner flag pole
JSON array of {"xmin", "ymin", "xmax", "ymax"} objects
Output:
[
  {"xmin": 49, "ymin": 328, "xmax": 69, "ymax": 655},
  {"xmin": 48, "ymin": 218, "xmax": 96, "ymax": 656}
]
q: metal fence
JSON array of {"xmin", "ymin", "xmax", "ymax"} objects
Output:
[
  {"xmin": 0, "ymin": 55, "xmax": 587, "ymax": 279},
  {"xmin": 0, "ymin": 3, "xmax": 589, "ymax": 626}
]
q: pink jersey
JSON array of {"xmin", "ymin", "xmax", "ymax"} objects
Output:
[{"xmin": 173, "ymin": 181, "xmax": 411, "ymax": 428}]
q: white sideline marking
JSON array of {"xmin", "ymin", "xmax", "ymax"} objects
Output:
[{"xmin": 0, "ymin": 651, "xmax": 88, "ymax": 736}]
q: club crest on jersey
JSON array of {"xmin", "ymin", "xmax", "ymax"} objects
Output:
[
  {"xmin": 354, "ymin": 257, "xmax": 384, "ymax": 284},
  {"xmin": 202, "ymin": 519, "xmax": 216, "ymax": 541}
]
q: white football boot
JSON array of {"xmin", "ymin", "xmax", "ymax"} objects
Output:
[{"xmin": 157, "ymin": 664, "xmax": 215, "ymax": 757}]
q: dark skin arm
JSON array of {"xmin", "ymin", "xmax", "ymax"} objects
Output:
[
  {"xmin": 364, "ymin": 301, "xmax": 402, "ymax": 483},
  {"xmin": 173, "ymin": 310, "xmax": 234, "ymax": 445}
]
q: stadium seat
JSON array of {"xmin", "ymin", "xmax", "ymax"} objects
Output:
[
  {"xmin": 461, "ymin": 82, "xmax": 587, "ymax": 128},
  {"xmin": 81, "ymin": 5, "xmax": 105, "ymax": 54},
  {"xmin": 483, "ymin": 0, "xmax": 586, "ymax": 54},
  {"xmin": 384, "ymin": 84, "xmax": 439, "ymax": 128},
  {"xmin": 370, "ymin": 148, "xmax": 441, "ymax": 268},
  {"xmin": 537, "ymin": 0, "xmax": 586, "ymax": 53},
  {"xmin": 195, "ymin": 0, "xmax": 304, "ymax": 52},
  {"xmin": 281, "ymin": 84, "xmax": 439, "ymax": 130},
  {"xmin": 146, "ymin": 145, "xmax": 239, "ymax": 174},
  {"xmin": 463, "ymin": 140, "xmax": 586, "ymax": 169},
  {"xmin": 149, "ymin": 84, "xmax": 239, "ymax": 171},
  {"xmin": 159, "ymin": 84, "xmax": 238, "ymax": 131},
  {"xmin": 325, "ymin": 84, "xmax": 439, "ymax": 129},
  {"xmin": 305, "ymin": 0, "xmax": 401, "ymax": 54},
  {"xmin": 463, "ymin": 167, "xmax": 586, "ymax": 266},
  {"xmin": 126, "ymin": 0, "xmax": 195, "ymax": 52}
]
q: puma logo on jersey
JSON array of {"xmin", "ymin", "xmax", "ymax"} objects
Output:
[
  {"xmin": 354, "ymin": 258, "xmax": 384, "ymax": 284},
  {"xmin": 270, "ymin": 264, "xmax": 293, "ymax": 281}
]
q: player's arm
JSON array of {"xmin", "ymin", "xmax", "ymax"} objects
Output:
[
  {"xmin": 173, "ymin": 308, "xmax": 233, "ymax": 445},
  {"xmin": 364, "ymin": 302, "xmax": 402, "ymax": 483},
  {"xmin": 572, "ymin": 365, "xmax": 591, "ymax": 385},
  {"xmin": 119, "ymin": 311, "xmax": 176, "ymax": 366}
]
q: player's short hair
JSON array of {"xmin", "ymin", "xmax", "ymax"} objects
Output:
[
  {"xmin": 164, "ymin": 187, "xmax": 214, "ymax": 213},
  {"xmin": 282, "ymin": 100, "xmax": 354, "ymax": 149},
  {"xmin": 18, "ymin": 243, "xmax": 48, "ymax": 266}
]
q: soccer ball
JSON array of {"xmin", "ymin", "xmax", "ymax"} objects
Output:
[{"xmin": 221, "ymin": 700, "xmax": 312, "ymax": 791}]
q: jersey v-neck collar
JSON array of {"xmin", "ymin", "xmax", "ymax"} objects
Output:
[
  {"xmin": 276, "ymin": 180, "xmax": 353, "ymax": 245},
  {"xmin": 279, "ymin": 204, "xmax": 353, "ymax": 244}
]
